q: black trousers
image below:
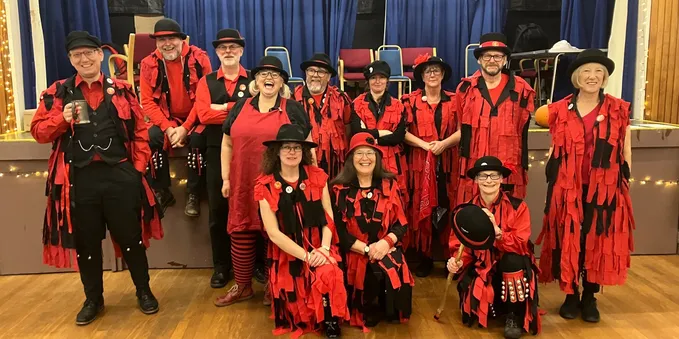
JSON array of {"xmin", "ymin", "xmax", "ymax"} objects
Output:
[
  {"xmin": 205, "ymin": 145, "xmax": 231, "ymax": 273},
  {"xmin": 147, "ymin": 125, "xmax": 205, "ymax": 194},
  {"xmin": 73, "ymin": 162, "xmax": 150, "ymax": 300},
  {"xmin": 579, "ymin": 184, "xmax": 600, "ymax": 294}
]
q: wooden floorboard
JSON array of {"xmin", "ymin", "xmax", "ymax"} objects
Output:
[{"xmin": 1, "ymin": 255, "xmax": 679, "ymax": 338}]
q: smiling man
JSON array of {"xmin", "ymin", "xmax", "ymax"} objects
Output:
[
  {"xmin": 140, "ymin": 18, "xmax": 213, "ymax": 217},
  {"xmin": 292, "ymin": 53, "xmax": 352, "ymax": 179},
  {"xmin": 456, "ymin": 33, "xmax": 535, "ymax": 203}
]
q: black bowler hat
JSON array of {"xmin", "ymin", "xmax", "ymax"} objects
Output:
[
  {"xmin": 452, "ymin": 203, "xmax": 496, "ymax": 250},
  {"xmin": 65, "ymin": 31, "xmax": 102, "ymax": 52},
  {"xmin": 212, "ymin": 28, "xmax": 245, "ymax": 49},
  {"xmin": 150, "ymin": 18, "xmax": 187, "ymax": 40},
  {"xmin": 300, "ymin": 53, "xmax": 337, "ymax": 77},
  {"xmin": 252, "ymin": 56, "xmax": 290, "ymax": 83},
  {"xmin": 414, "ymin": 55, "xmax": 452, "ymax": 84},
  {"xmin": 567, "ymin": 48, "xmax": 615, "ymax": 78},
  {"xmin": 363, "ymin": 60, "xmax": 391, "ymax": 80},
  {"xmin": 474, "ymin": 32, "xmax": 512, "ymax": 59},
  {"xmin": 466, "ymin": 156, "xmax": 512, "ymax": 179},
  {"xmin": 263, "ymin": 124, "xmax": 318, "ymax": 147}
]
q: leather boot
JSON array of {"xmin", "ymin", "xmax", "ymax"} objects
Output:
[
  {"xmin": 155, "ymin": 188, "xmax": 176, "ymax": 214},
  {"xmin": 184, "ymin": 193, "xmax": 200, "ymax": 217},
  {"xmin": 323, "ymin": 295, "xmax": 341, "ymax": 337},
  {"xmin": 581, "ymin": 292, "xmax": 600, "ymax": 323},
  {"xmin": 504, "ymin": 312, "xmax": 522, "ymax": 339},
  {"xmin": 210, "ymin": 270, "xmax": 230, "ymax": 288},
  {"xmin": 137, "ymin": 288, "xmax": 159, "ymax": 314},
  {"xmin": 559, "ymin": 290, "xmax": 581, "ymax": 319},
  {"xmin": 75, "ymin": 296, "xmax": 104, "ymax": 326},
  {"xmin": 414, "ymin": 256, "xmax": 434, "ymax": 278}
]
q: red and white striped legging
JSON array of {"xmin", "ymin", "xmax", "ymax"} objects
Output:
[{"xmin": 231, "ymin": 231, "xmax": 266, "ymax": 286}]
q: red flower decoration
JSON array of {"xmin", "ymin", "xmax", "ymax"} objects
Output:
[{"xmin": 413, "ymin": 53, "xmax": 431, "ymax": 69}]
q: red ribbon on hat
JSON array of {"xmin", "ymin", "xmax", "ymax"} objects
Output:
[
  {"xmin": 413, "ymin": 53, "xmax": 431, "ymax": 69},
  {"xmin": 479, "ymin": 41, "xmax": 508, "ymax": 49}
]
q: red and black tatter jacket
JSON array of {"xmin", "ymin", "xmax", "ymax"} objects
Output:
[
  {"xmin": 456, "ymin": 71, "xmax": 534, "ymax": 201},
  {"xmin": 537, "ymin": 93, "xmax": 634, "ymax": 293},
  {"xmin": 350, "ymin": 92, "xmax": 409, "ymax": 199},
  {"xmin": 140, "ymin": 44, "xmax": 212, "ymax": 131},
  {"xmin": 30, "ymin": 75, "xmax": 163, "ymax": 269},
  {"xmin": 401, "ymin": 89, "xmax": 460, "ymax": 251},
  {"xmin": 449, "ymin": 193, "xmax": 541, "ymax": 334},
  {"xmin": 195, "ymin": 65, "xmax": 251, "ymax": 146},
  {"xmin": 293, "ymin": 85, "xmax": 351, "ymax": 179},
  {"xmin": 333, "ymin": 178, "xmax": 414, "ymax": 327}
]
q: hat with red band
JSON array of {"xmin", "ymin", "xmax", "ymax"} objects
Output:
[
  {"xmin": 300, "ymin": 53, "xmax": 337, "ymax": 77},
  {"xmin": 251, "ymin": 56, "xmax": 290, "ymax": 83},
  {"xmin": 150, "ymin": 19, "xmax": 187, "ymax": 40},
  {"xmin": 473, "ymin": 32, "xmax": 511, "ymax": 59},
  {"xmin": 451, "ymin": 203, "xmax": 496, "ymax": 250},
  {"xmin": 212, "ymin": 28, "xmax": 245, "ymax": 49}
]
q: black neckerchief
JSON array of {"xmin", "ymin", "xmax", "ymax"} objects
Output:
[
  {"xmin": 365, "ymin": 91, "xmax": 392, "ymax": 121},
  {"xmin": 302, "ymin": 85, "xmax": 328, "ymax": 126}
]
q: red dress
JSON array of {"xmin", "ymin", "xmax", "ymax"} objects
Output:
[
  {"xmin": 333, "ymin": 178, "xmax": 414, "ymax": 328},
  {"xmin": 222, "ymin": 95, "xmax": 310, "ymax": 233},
  {"xmin": 456, "ymin": 72, "xmax": 534, "ymax": 202},
  {"xmin": 401, "ymin": 88, "xmax": 459, "ymax": 254},
  {"xmin": 538, "ymin": 94, "xmax": 634, "ymax": 293},
  {"xmin": 255, "ymin": 165, "xmax": 349, "ymax": 336}
]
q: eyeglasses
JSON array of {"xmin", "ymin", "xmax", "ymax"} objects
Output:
[
  {"xmin": 476, "ymin": 173, "xmax": 501, "ymax": 181},
  {"xmin": 306, "ymin": 68, "xmax": 329, "ymax": 77},
  {"xmin": 216, "ymin": 44, "xmax": 241, "ymax": 52},
  {"xmin": 481, "ymin": 54, "xmax": 505, "ymax": 62},
  {"xmin": 281, "ymin": 145, "xmax": 302, "ymax": 153},
  {"xmin": 424, "ymin": 68, "xmax": 442, "ymax": 76},
  {"xmin": 69, "ymin": 49, "xmax": 98, "ymax": 60},
  {"xmin": 354, "ymin": 150, "xmax": 377, "ymax": 158},
  {"xmin": 257, "ymin": 71, "xmax": 281, "ymax": 79}
]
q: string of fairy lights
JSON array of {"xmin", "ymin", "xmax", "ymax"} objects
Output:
[
  {"xmin": 2, "ymin": 151, "xmax": 678, "ymax": 188},
  {"xmin": 0, "ymin": 1, "xmax": 17, "ymax": 134}
]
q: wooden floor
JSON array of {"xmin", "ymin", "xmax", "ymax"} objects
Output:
[{"xmin": 1, "ymin": 256, "xmax": 679, "ymax": 339}]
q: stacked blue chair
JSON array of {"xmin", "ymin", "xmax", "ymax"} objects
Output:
[
  {"xmin": 264, "ymin": 47, "xmax": 305, "ymax": 86},
  {"xmin": 376, "ymin": 45, "xmax": 412, "ymax": 98}
]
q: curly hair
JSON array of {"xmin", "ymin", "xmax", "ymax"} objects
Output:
[
  {"xmin": 260, "ymin": 142, "xmax": 314, "ymax": 175},
  {"xmin": 330, "ymin": 149, "xmax": 395, "ymax": 185}
]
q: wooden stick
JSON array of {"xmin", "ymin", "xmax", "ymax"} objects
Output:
[{"xmin": 434, "ymin": 244, "xmax": 465, "ymax": 320}]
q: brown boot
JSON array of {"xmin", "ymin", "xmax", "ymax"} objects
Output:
[
  {"xmin": 214, "ymin": 284, "xmax": 254, "ymax": 307},
  {"xmin": 263, "ymin": 282, "xmax": 272, "ymax": 306}
]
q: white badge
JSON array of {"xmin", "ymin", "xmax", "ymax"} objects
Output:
[
  {"xmin": 106, "ymin": 78, "xmax": 113, "ymax": 84},
  {"xmin": 238, "ymin": 91, "xmax": 244, "ymax": 98},
  {"xmin": 369, "ymin": 67, "xmax": 373, "ymax": 73},
  {"xmin": 367, "ymin": 192, "xmax": 373, "ymax": 199},
  {"xmin": 285, "ymin": 186, "xmax": 293, "ymax": 194}
]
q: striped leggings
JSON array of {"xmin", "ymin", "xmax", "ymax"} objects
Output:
[{"xmin": 231, "ymin": 231, "xmax": 267, "ymax": 286}]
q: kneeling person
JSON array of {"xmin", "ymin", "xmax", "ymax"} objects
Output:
[
  {"xmin": 447, "ymin": 156, "xmax": 541, "ymax": 338},
  {"xmin": 256, "ymin": 124, "xmax": 349, "ymax": 337}
]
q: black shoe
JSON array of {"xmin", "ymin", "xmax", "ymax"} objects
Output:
[
  {"xmin": 75, "ymin": 297, "xmax": 104, "ymax": 326},
  {"xmin": 137, "ymin": 289, "xmax": 159, "ymax": 314},
  {"xmin": 415, "ymin": 256, "xmax": 434, "ymax": 278},
  {"xmin": 184, "ymin": 193, "xmax": 200, "ymax": 217},
  {"xmin": 254, "ymin": 266, "xmax": 267, "ymax": 284},
  {"xmin": 211, "ymin": 270, "xmax": 229, "ymax": 288},
  {"xmin": 504, "ymin": 312, "xmax": 522, "ymax": 339},
  {"xmin": 559, "ymin": 291, "xmax": 581, "ymax": 319},
  {"xmin": 581, "ymin": 293, "xmax": 600, "ymax": 323},
  {"xmin": 155, "ymin": 188, "xmax": 176, "ymax": 213},
  {"xmin": 324, "ymin": 320, "xmax": 341, "ymax": 338}
]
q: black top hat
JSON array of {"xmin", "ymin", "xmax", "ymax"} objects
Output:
[
  {"xmin": 251, "ymin": 56, "xmax": 290, "ymax": 84},
  {"xmin": 474, "ymin": 32, "xmax": 512, "ymax": 59},
  {"xmin": 567, "ymin": 48, "xmax": 615, "ymax": 78},
  {"xmin": 466, "ymin": 156, "xmax": 512, "ymax": 179},
  {"xmin": 263, "ymin": 124, "xmax": 318, "ymax": 147},
  {"xmin": 452, "ymin": 203, "xmax": 496, "ymax": 250},
  {"xmin": 414, "ymin": 55, "xmax": 452, "ymax": 84},
  {"xmin": 65, "ymin": 31, "xmax": 102, "ymax": 52},
  {"xmin": 363, "ymin": 60, "xmax": 391, "ymax": 80},
  {"xmin": 212, "ymin": 28, "xmax": 245, "ymax": 49},
  {"xmin": 300, "ymin": 53, "xmax": 337, "ymax": 77},
  {"xmin": 150, "ymin": 18, "xmax": 187, "ymax": 40}
]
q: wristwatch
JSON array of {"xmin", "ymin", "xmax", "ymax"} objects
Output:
[
  {"xmin": 322, "ymin": 245, "xmax": 331, "ymax": 252},
  {"xmin": 363, "ymin": 245, "xmax": 370, "ymax": 256}
]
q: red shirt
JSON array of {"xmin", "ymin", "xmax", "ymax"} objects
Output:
[
  {"xmin": 165, "ymin": 57, "xmax": 192, "ymax": 119},
  {"xmin": 581, "ymin": 106, "xmax": 600, "ymax": 185},
  {"xmin": 75, "ymin": 73, "xmax": 104, "ymax": 109},
  {"xmin": 195, "ymin": 65, "xmax": 249, "ymax": 125},
  {"xmin": 312, "ymin": 93, "xmax": 323, "ymax": 109},
  {"xmin": 489, "ymin": 73, "xmax": 509, "ymax": 105}
]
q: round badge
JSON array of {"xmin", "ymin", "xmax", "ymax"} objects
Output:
[
  {"xmin": 567, "ymin": 103, "xmax": 574, "ymax": 110},
  {"xmin": 274, "ymin": 181, "xmax": 282, "ymax": 189},
  {"xmin": 239, "ymin": 84, "xmax": 247, "ymax": 91},
  {"xmin": 299, "ymin": 182, "xmax": 307, "ymax": 191},
  {"xmin": 285, "ymin": 186, "xmax": 294, "ymax": 194},
  {"xmin": 367, "ymin": 192, "xmax": 373, "ymax": 199},
  {"xmin": 307, "ymin": 98, "xmax": 314, "ymax": 105},
  {"xmin": 421, "ymin": 96, "xmax": 427, "ymax": 102},
  {"xmin": 596, "ymin": 115, "xmax": 605, "ymax": 122},
  {"xmin": 106, "ymin": 87, "xmax": 115, "ymax": 95},
  {"xmin": 106, "ymin": 78, "xmax": 114, "ymax": 84},
  {"xmin": 238, "ymin": 91, "xmax": 244, "ymax": 98}
]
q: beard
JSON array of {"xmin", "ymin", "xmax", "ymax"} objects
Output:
[
  {"xmin": 481, "ymin": 64, "xmax": 502, "ymax": 76},
  {"xmin": 307, "ymin": 81, "xmax": 325, "ymax": 94},
  {"xmin": 161, "ymin": 49, "xmax": 180, "ymax": 61},
  {"xmin": 221, "ymin": 57, "xmax": 238, "ymax": 67}
]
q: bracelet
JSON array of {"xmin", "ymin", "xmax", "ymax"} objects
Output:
[
  {"xmin": 382, "ymin": 236, "xmax": 395, "ymax": 248},
  {"xmin": 321, "ymin": 245, "xmax": 331, "ymax": 252}
]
